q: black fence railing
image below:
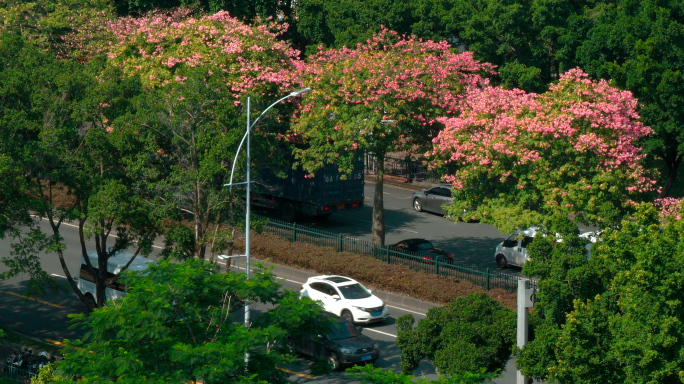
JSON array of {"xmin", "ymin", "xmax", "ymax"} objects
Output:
[
  {"xmin": 256, "ymin": 215, "xmax": 525, "ymax": 292},
  {"xmin": 1, "ymin": 362, "xmax": 37, "ymax": 383}
]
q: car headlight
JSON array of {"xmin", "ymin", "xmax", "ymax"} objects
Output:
[
  {"xmin": 352, "ymin": 306, "xmax": 370, "ymax": 312},
  {"xmin": 339, "ymin": 347, "xmax": 354, "ymax": 354}
]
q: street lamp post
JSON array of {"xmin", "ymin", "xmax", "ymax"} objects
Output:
[{"xmin": 223, "ymin": 88, "xmax": 311, "ymax": 366}]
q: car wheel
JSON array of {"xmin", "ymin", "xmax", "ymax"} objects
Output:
[
  {"xmin": 329, "ymin": 352, "xmax": 342, "ymax": 371},
  {"xmin": 341, "ymin": 310, "xmax": 354, "ymax": 324},
  {"xmin": 496, "ymin": 255, "xmax": 508, "ymax": 269},
  {"xmin": 413, "ymin": 198, "xmax": 423, "ymax": 212}
]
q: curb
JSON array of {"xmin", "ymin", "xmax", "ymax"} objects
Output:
[{"xmin": 253, "ymin": 258, "xmax": 439, "ymax": 315}]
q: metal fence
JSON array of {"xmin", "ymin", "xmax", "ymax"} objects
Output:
[
  {"xmin": 256, "ymin": 215, "xmax": 524, "ymax": 292},
  {"xmin": 0, "ymin": 362, "xmax": 37, "ymax": 383}
]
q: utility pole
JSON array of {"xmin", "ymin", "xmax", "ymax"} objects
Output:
[{"xmin": 517, "ymin": 278, "xmax": 535, "ymax": 384}]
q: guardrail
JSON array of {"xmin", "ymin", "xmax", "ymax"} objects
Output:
[{"xmin": 256, "ymin": 215, "xmax": 525, "ymax": 292}]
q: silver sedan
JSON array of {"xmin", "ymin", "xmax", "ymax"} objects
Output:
[{"xmin": 411, "ymin": 186, "xmax": 454, "ymax": 216}]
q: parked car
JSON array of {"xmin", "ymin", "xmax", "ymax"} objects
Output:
[
  {"xmin": 494, "ymin": 227, "xmax": 598, "ymax": 268},
  {"xmin": 412, "ymin": 186, "xmax": 453, "ymax": 216},
  {"xmin": 388, "ymin": 238, "xmax": 454, "ymax": 264},
  {"xmin": 299, "ymin": 275, "xmax": 389, "ymax": 324},
  {"xmin": 287, "ymin": 313, "xmax": 379, "ymax": 371}
]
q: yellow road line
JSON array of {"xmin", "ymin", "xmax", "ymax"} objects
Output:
[
  {"xmin": 278, "ymin": 367, "xmax": 316, "ymax": 379},
  {"xmin": 44, "ymin": 339, "xmax": 65, "ymax": 347},
  {"xmin": 45, "ymin": 339, "xmax": 75, "ymax": 355},
  {"xmin": 45, "ymin": 339, "xmax": 93, "ymax": 354},
  {"xmin": 7, "ymin": 292, "xmax": 65, "ymax": 309}
]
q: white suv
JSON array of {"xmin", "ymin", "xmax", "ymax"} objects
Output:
[
  {"xmin": 495, "ymin": 227, "xmax": 598, "ymax": 268},
  {"xmin": 300, "ymin": 275, "xmax": 389, "ymax": 325}
]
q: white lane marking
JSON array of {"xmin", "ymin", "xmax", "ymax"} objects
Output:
[
  {"xmin": 364, "ymin": 328, "xmax": 397, "ymax": 338},
  {"xmin": 395, "ymin": 228, "xmax": 419, "ymax": 234},
  {"xmin": 51, "ymin": 274, "xmax": 65, "ymax": 278},
  {"xmin": 386, "ymin": 304, "xmax": 426, "ymax": 316}
]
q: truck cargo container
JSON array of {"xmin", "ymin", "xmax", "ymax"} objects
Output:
[{"xmin": 252, "ymin": 150, "xmax": 364, "ymax": 222}]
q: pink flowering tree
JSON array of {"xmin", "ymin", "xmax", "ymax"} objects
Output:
[
  {"xmin": 431, "ymin": 68, "xmax": 657, "ymax": 231},
  {"xmin": 290, "ymin": 29, "xmax": 493, "ymax": 246},
  {"xmin": 94, "ymin": 9, "xmax": 303, "ymax": 260},
  {"xmin": 103, "ymin": 9, "xmax": 299, "ymax": 91}
]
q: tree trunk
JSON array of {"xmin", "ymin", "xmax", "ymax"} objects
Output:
[
  {"xmin": 658, "ymin": 154, "xmax": 682, "ymax": 198},
  {"xmin": 372, "ymin": 155, "xmax": 386, "ymax": 247}
]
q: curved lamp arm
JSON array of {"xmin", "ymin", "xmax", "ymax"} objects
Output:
[{"xmin": 227, "ymin": 88, "xmax": 311, "ymax": 191}]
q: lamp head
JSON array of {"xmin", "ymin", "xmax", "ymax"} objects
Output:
[{"xmin": 290, "ymin": 88, "xmax": 311, "ymax": 97}]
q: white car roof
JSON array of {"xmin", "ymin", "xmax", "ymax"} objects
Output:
[
  {"xmin": 307, "ymin": 275, "xmax": 358, "ymax": 286},
  {"xmin": 515, "ymin": 227, "xmax": 542, "ymax": 237}
]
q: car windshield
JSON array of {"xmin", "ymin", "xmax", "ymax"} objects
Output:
[
  {"xmin": 327, "ymin": 321, "xmax": 361, "ymax": 340},
  {"xmin": 337, "ymin": 283, "xmax": 372, "ymax": 299},
  {"xmin": 415, "ymin": 241, "xmax": 434, "ymax": 251}
]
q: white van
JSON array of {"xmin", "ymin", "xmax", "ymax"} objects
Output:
[
  {"xmin": 494, "ymin": 227, "xmax": 598, "ymax": 268},
  {"xmin": 77, "ymin": 250, "xmax": 155, "ymax": 305}
]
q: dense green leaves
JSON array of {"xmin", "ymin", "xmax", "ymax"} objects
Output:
[
  {"xmin": 346, "ymin": 364, "xmax": 499, "ymax": 383},
  {"xmin": 517, "ymin": 204, "xmax": 684, "ymax": 383},
  {"xmin": 58, "ymin": 259, "xmax": 327, "ymax": 384},
  {"xmin": 396, "ymin": 293, "xmax": 515, "ymax": 377}
]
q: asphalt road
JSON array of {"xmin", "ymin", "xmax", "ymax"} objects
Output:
[
  {"xmin": 0, "ymin": 182, "xmax": 527, "ymax": 382},
  {"xmin": 271, "ymin": 180, "xmax": 520, "ymax": 275}
]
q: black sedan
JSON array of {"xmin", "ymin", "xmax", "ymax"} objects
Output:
[
  {"xmin": 388, "ymin": 238, "xmax": 454, "ymax": 264},
  {"xmin": 288, "ymin": 314, "xmax": 379, "ymax": 371},
  {"xmin": 412, "ymin": 186, "xmax": 454, "ymax": 216}
]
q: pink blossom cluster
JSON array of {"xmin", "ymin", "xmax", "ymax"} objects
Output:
[
  {"xmin": 654, "ymin": 197, "xmax": 684, "ymax": 220},
  {"xmin": 430, "ymin": 68, "xmax": 657, "ymax": 216},
  {"xmin": 298, "ymin": 31, "xmax": 491, "ymax": 115},
  {"xmin": 292, "ymin": 28, "xmax": 493, "ymax": 141},
  {"xmin": 98, "ymin": 9, "xmax": 300, "ymax": 95}
]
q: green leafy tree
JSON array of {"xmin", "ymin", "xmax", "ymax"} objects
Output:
[
  {"xmin": 346, "ymin": 364, "xmax": 499, "ymax": 383},
  {"xmin": 396, "ymin": 293, "xmax": 515, "ymax": 377},
  {"xmin": 100, "ymin": 8, "xmax": 303, "ymax": 259},
  {"xmin": 293, "ymin": 0, "xmax": 425, "ymax": 54},
  {"xmin": 518, "ymin": 203, "xmax": 684, "ymax": 383},
  {"xmin": 572, "ymin": 0, "xmax": 684, "ymax": 197},
  {"xmin": 0, "ymin": 0, "xmax": 116, "ymax": 58},
  {"xmin": 513, "ymin": 214, "xmax": 608, "ymax": 381},
  {"xmin": 31, "ymin": 364, "xmax": 61, "ymax": 384},
  {"xmin": 290, "ymin": 29, "xmax": 492, "ymax": 246},
  {"xmin": 0, "ymin": 16, "xmax": 161, "ymax": 310},
  {"xmin": 57, "ymin": 259, "xmax": 327, "ymax": 384},
  {"xmin": 109, "ymin": 0, "xmax": 289, "ymax": 23}
]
